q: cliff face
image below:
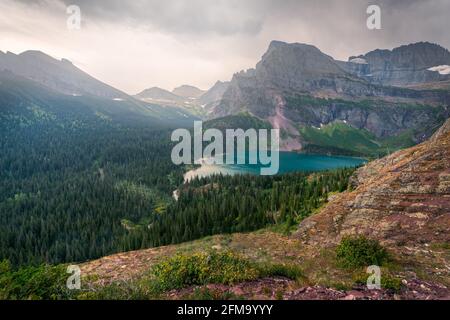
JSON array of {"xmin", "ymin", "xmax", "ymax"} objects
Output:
[
  {"xmin": 213, "ymin": 41, "xmax": 391, "ymax": 119},
  {"xmin": 296, "ymin": 118, "xmax": 450, "ymax": 247},
  {"xmin": 213, "ymin": 41, "xmax": 450, "ymax": 121},
  {"xmin": 345, "ymin": 42, "xmax": 450, "ymax": 86}
]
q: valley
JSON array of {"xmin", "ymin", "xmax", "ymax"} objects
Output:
[{"xmin": 72, "ymin": 118, "xmax": 450, "ymax": 300}]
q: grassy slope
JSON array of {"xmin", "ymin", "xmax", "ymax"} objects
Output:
[
  {"xmin": 77, "ymin": 228, "xmax": 449, "ymax": 299},
  {"xmin": 300, "ymin": 122, "xmax": 381, "ymax": 156},
  {"xmin": 299, "ymin": 122, "xmax": 416, "ymax": 157},
  {"xmin": 204, "ymin": 112, "xmax": 272, "ymax": 131},
  {"xmin": 2, "ymin": 226, "xmax": 447, "ymax": 299},
  {"xmin": 285, "ymin": 94, "xmax": 447, "ymax": 157},
  {"xmin": 0, "ymin": 71, "xmax": 198, "ymax": 129}
]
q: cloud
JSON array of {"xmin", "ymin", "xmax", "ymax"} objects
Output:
[
  {"xmin": 19, "ymin": 0, "xmax": 275, "ymax": 36},
  {"xmin": 4, "ymin": 0, "xmax": 450, "ymax": 93}
]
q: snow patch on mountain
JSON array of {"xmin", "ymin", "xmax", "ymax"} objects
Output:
[
  {"xmin": 349, "ymin": 58, "xmax": 368, "ymax": 64},
  {"xmin": 427, "ymin": 65, "xmax": 450, "ymax": 75}
]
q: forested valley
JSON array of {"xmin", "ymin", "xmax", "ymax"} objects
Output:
[
  {"xmin": 1, "ymin": 119, "xmax": 356, "ymax": 267},
  {"xmin": 0, "ymin": 120, "xmax": 183, "ymax": 266},
  {"xmin": 120, "ymin": 168, "xmax": 354, "ymax": 251}
]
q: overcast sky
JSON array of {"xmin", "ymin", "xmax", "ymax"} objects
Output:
[{"xmin": 1, "ymin": 0, "xmax": 449, "ymax": 94}]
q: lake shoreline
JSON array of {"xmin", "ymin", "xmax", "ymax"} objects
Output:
[{"xmin": 183, "ymin": 152, "xmax": 367, "ymax": 182}]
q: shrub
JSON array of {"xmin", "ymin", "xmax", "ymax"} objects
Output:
[
  {"xmin": 258, "ymin": 263, "xmax": 304, "ymax": 281},
  {"xmin": 150, "ymin": 251, "xmax": 259, "ymax": 291},
  {"xmin": 381, "ymin": 276, "xmax": 403, "ymax": 292},
  {"xmin": 275, "ymin": 290, "xmax": 284, "ymax": 300},
  {"xmin": 76, "ymin": 281, "xmax": 154, "ymax": 300},
  {"xmin": 186, "ymin": 288, "xmax": 240, "ymax": 300},
  {"xmin": 0, "ymin": 260, "xmax": 76, "ymax": 300},
  {"xmin": 336, "ymin": 236, "xmax": 388, "ymax": 269},
  {"xmin": 353, "ymin": 271, "xmax": 403, "ymax": 293}
]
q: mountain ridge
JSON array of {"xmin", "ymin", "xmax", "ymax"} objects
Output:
[
  {"xmin": 0, "ymin": 50, "xmax": 200, "ymax": 127},
  {"xmin": 0, "ymin": 50, "xmax": 128, "ymax": 99},
  {"xmin": 209, "ymin": 40, "xmax": 450, "ymax": 154},
  {"xmin": 172, "ymin": 85, "xmax": 205, "ymax": 98},
  {"xmin": 135, "ymin": 86, "xmax": 185, "ymax": 103},
  {"xmin": 343, "ymin": 42, "xmax": 450, "ymax": 86}
]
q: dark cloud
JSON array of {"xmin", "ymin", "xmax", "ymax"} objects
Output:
[
  {"xmin": 14, "ymin": 0, "xmax": 450, "ymax": 48},
  {"xmin": 6, "ymin": 0, "xmax": 450, "ymax": 92},
  {"xmin": 57, "ymin": 0, "xmax": 275, "ymax": 36}
]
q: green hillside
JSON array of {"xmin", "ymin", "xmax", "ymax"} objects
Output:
[
  {"xmin": 204, "ymin": 112, "xmax": 271, "ymax": 131},
  {"xmin": 0, "ymin": 71, "xmax": 198, "ymax": 130},
  {"xmin": 300, "ymin": 121, "xmax": 416, "ymax": 157}
]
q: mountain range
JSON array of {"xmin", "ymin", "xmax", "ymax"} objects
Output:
[
  {"xmin": 208, "ymin": 41, "xmax": 450, "ymax": 155},
  {"xmin": 134, "ymin": 82, "xmax": 229, "ymax": 116},
  {"xmin": 1, "ymin": 40, "xmax": 450, "ymax": 156},
  {"xmin": 0, "ymin": 50, "xmax": 198, "ymax": 129},
  {"xmin": 1, "ymin": 40, "xmax": 449, "ymax": 300},
  {"xmin": 341, "ymin": 42, "xmax": 450, "ymax": 86},
  {"xmin": 0, "ymin": 50, "xmax": 126, "ymax": 99}
]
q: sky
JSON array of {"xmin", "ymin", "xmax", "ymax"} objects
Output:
[{"xmin": 1, "ymin": 0, "xmax": 449, "ymax": 94}]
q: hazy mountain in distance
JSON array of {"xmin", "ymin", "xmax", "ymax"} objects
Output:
[
  {"xmin": 172, "ymin": 85, "xmax": 205, "ymax": 99},
  {"xmin": 198, "ymin": 80, "xmax": 230, "ymax": 108},
  {"xmin": 0, "ymin": 70, "xmax": 197, "ymax": 129},
  {"xmin": 0, "ymin": 50, "xmax": 127, "ymax": 99},
  {"xmin": 338, "ymin": 42, "xmax": 450, "ymax": 86},
  {"xmin": 135, "ymin": 87, "xmax": 185, "ymax": 103}
]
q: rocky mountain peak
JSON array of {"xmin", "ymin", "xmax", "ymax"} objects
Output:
[
  {"xmin": 364, "ymin": 42, "xmax": 450, "ymax": 69},
  {"xmin": 211, "ymin": 40, "xmax": 450, "ymax": 143},
  {"xmin": 257, "ymin": 41, "xmax": 346, "ymax": 79},
  {"xmin": 345, "ymin": 41, "xmax": 450, "ymax": 86},
  {"xmin": 0, "ymin": 49, "xmax": 126, "ymax": 99},
  {"xmin": 20, "ymin": 50, "xmax": 52, "ymax": 58},
  {"xmin": 172, "ymin": 85, "xmax": 205, "ymax": 99},
  {"xmin": 135, "ymin": 86, "xmax": 184, "ymax": 103}
]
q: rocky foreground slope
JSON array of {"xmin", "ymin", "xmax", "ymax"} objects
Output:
[
  {"xmin": 296, "ymin": 118, "xmax": 450, "ymax": 247},
  {"xmin": 80, "ymin": 120, "xmax": 450, "ymax": 300}
]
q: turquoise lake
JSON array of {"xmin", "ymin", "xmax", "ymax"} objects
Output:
[{"xmin": 184, "ymin": 152, "xmax": 366, "ymax": 181}]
